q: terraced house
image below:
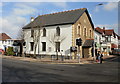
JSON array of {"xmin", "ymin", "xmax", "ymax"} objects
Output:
[
  {"xmin": 95, "ymin": 27, "xmax": 119, "ymax": 55},
  {"xmin": 22, "ymin": 8, "xmax": 94, "ymax": 59}
]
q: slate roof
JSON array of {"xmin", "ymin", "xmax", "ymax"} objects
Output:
[
  {"xmin": 0, "ymin": 33, "xmax": 11, "ymax": 40},
  {"xmin": 23, "ymin": 8, "xmax": 94, "ymax": 29},
  {"xmin": 83, "ymin": 39, "xmax": 94, "ymax": 48}
]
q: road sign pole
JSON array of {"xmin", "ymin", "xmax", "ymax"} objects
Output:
[
  {"xmin": 76, "ymin": 38, "xmax": 82, "ymax": 63},
  {"xmin": 78, "ymin": 46, "xmax": 80, "ymax": 63}
]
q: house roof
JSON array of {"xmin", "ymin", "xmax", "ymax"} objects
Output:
[
  {"xmin": 0, "ymin": 33, "xmax": 11, "ymax": 40},
  {"xmin": 95, "ymin": 27, "xmax": 117, "ymax": 36},
  {"xmin": 111, "ymin": 43, "xmax": 118, "ymax": 48},
  {"xmin": 23, "ymin": 8, "xmax": 94, "ymax": 29},
  {"xmin": 104, "ymin": 29, "xmax": 114, "ymax": 36},
  {"xmin": 82, "ymin": 39, "xmax": 94, "ymax": 48},
  {"xmin": 95, "ymin": 27, "xmax": 104, "ymax": 34}
]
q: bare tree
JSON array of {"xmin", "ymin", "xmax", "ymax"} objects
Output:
[
  {"xmin": 48, "ymin": 33, "xmax": 66, "ymax": 60},
  {"xmin": 31, "ymin": 18, "xmax": 44, "ymax": 58},
  {"xmin": 17, "ymin": 29, "xmax": 24, "ymax": 39},
  {"xmin": 17, "ymin": 25, "xmax": 25, "ymax": 57},
  {"xmin": 17, "ymin": 24, "xmax": 25, "ymax": 40}
]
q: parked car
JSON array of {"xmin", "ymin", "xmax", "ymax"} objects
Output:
[
  {"xmin": 0, "ymin": 49, "xmax": 5, "ymax": 55},
  {"xmin": 112, "ymin": 49, "xmax": 120, "ymax": 56}
]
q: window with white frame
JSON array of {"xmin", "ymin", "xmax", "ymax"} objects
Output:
[
  {"xmin": 30, "ymin": 42, "xmax": 34, "ymax": 51},
  {"xmin": 42, "ymin": 42, "xmax": 46, "ymax": 51},
  {"xmin": 77, "ymin": 25, "xmax": 81, "ymax": 36},
  {"xmin": 56, "ymin": 27, "xmax": 60, "ymax": 36},
  {"xmin": 31, "ymin": 29, "xmax": 34, "ymax": 37},
  {"xmin": 43, "ymin": 28, "xmax": 46, "ymax": 37},
  {"xmin": 55, "ymin": 42, "xmax": 60, "ymax": 52},
  {"xmin": 89, "ymin": 30, "xmax": 92, "ymax": 38},
  {"xmin": 84, "ymin": 28, "xmax": 87, "ymax": 37}
]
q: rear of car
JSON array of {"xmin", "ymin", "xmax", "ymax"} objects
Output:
[{"xmin": 0, "ymin": 49, "xmax": 5, "ymax": 55}]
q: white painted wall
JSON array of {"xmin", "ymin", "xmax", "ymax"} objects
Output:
[
  {"xmin": 0, "ymin": 39, "xmax": 14, "ymax": 50},
  {"xmin": 24, "ymin": 24, "xmax": 72, "ymax": 56},
  {"xmin": 94, "ymin": 31, "xmax": 102, "ymax": 44}
]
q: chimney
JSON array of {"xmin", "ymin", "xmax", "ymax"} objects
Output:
[
  {"xmin": 103, "ymin": 27, "xmax": 105, "ymax": 30},
  {"xmin": 31, "ymin": 17, "xmax": 34, "ymax": 22},
  {"xmin": 103, "ymin": 27, "xmax": 105, "ymax": 35}
]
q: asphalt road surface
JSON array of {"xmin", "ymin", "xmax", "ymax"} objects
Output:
[{"xmin": 2, "ymin": 55, "xmax": 120, "ymax": 82}]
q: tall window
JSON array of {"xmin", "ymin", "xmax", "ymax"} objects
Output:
[
  {"xmin": 105, "ymin": 37, "xmax": 108, "ymax": 42},
  {"xmin": 56, "ymin": 27, "xmax": 60, "ymax": 36},
  {"xmin": 84, "ymin": 28, "xmax": 87, "ymax": 37},
  {"xmin": 43, "ymin": 28, "xmax": 46, "ymax": 37},
  {"xmin": 30, "ymin": 42, "xmax": 34, "ymax": 51},
  {"xmin": 77, "ymin": 26, "xmax": 81, "ymax": 35},
  {"xmin": 90, "ymin": 30, "xmax": 92, "ymax": 38},
  {"xmin": 55, "ymin": 42, "xmax": 60, "ymax": 52},
  {"xmin": 42, "ymin": 42, "xmax": 46, "ymax": 51},
  {"xmin": 31, "ymin": 29, "xmax": 34, "ymax": 37}
]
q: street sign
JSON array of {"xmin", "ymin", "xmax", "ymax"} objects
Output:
[
  {"xmin": 76, "ymin": 38, "xmax": 82, "ymax": 46},
  {"xmin": 70, "ymin": 46, "xmax": 77, "ymax": 52}
]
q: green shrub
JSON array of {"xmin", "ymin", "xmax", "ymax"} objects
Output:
[{"xmin": 6, "ymin": 47, "xmax": 15, "ymax": 56}]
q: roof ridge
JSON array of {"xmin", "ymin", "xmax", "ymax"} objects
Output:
[{"xmin": 38, "ymin": 8, "xmax": 86, "ymax": 17}]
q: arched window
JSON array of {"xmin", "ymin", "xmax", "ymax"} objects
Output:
[
  {"xmin": 43, "ymin": 28, "xmax": 46, "ymax": 37},
  {"xmin": 31, "ymin": 29, "xmax": 34, "ymax": 37},
  {"xmin": 90, "ymin": 30, "xmax": 92, "ymax": 38},
  {"xmin": 56, "ymin": 27, "xmax": 60, "ymax": 36},
  {"xmin": 84, "ymin": 28, "xmax": 87, "ymax": 37},
  {"xmin": 77, "ymin": 26, "xmax": 81, "ymax": 35}
]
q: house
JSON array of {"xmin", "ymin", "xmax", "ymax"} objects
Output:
[
  {"xmin": 94, "ymin": 27, "xmax": 119, "ymax": 55},
  {"xmin": 94, "ymin": 27, "xmax": 102, "ymax": 56},
  {"xmin": 0, "ymin": 33, "xmax": 12, "ymax": 51},
  {"xmin": 0, "ymin": 33, "xmax": 22, "ymax": 54},
  {"xmin": 22, "ymin": 8, "xmax": 94, "ymax": 59}
]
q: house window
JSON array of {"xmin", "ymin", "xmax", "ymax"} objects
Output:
[
  {"xmin": 108, "ymin": 37, "xmax": 111, "ymax": 42},
  {"xmin": 31, "ymin": 29, "xmax": 34, "ymax": 37},
  {"xmin": 90, "ymin": 30, "xmax": 92, "ymax": 38},
  {"xmin": 55, "ymin": 42, "xmax": 60, "ymax": 52},
  {"xmin": 43, "ymin": 28, "xmax": 46, "ymax": 37},
  {"xmin": 84, "ymin": 28, "xmax": 87, "ymax": 37},
  {"xmin": 56, "ymin": 27, "xmax": 60, "ymax": 36},
  {"xmin": 42, "ymin": 42, "xmax": 46, "ymax": 51},
  {"xmin": 105, "ymin": 37, "xmax": 108, "ymax": 42},
  {"xmin": 99, "ymin": 37, "xmax": 101, "ymax": 42},
  {"xmin": 95, "ymin": 36, "xmax": 97, "ymax": 40},
  {"xmin": 30, "ymin": 42, "xmax": 34, "ymax": 51},
  {"xmin": 77, "ymin": 26, "xmax": 81, "ymax": 35},
  {"xmin": 2, "ymin": 41, "xmax": 4, "ymax": 44},
  {"xmin": 8, "ymin": 40, "xmax": 10, "ymax": 44}
]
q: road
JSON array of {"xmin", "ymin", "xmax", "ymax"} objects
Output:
[{"xmin": 2, "ymin": 55, "xmax": 120, "ymax": 82}]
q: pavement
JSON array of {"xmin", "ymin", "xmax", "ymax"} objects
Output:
[{"xmin": 1, "ymin": 54, "xmax": 115, "ymax": 64}]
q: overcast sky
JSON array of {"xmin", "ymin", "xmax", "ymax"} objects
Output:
[{"xmin": 0, "ymin": 1, "xmax": 119, "ymax": 38}]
